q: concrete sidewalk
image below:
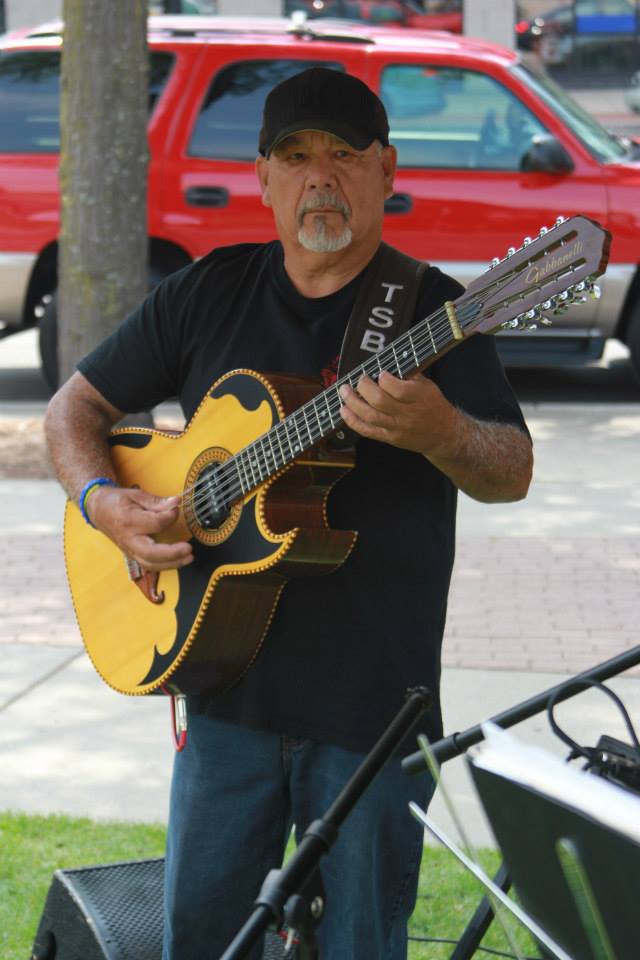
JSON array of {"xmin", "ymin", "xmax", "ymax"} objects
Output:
[{"xmin": 0, "ymin": 396, "xmax": 639, "ymax": 846}]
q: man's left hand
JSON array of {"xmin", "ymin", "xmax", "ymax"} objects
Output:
[{"xmin": 339, "ymin": 370, "xmax": 459, "ymax": 459}]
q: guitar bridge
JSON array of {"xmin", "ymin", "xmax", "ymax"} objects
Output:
[{"xmin": 125, "ymin": 556, "xmax": 165, "ymax": 605}]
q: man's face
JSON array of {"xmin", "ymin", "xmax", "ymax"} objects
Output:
[{"xmin": 256, "ymin": 131, "xmax": 396, "ymax": 255}]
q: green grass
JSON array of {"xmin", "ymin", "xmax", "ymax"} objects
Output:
[{"xmin": 0, "ymin": 811, "xmax": 537, "ymax": 959}]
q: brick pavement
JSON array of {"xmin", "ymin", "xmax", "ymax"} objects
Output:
[
  {"xmin": 3, "ymin": 529, "xmax": 638, "ymax": 676},
  {"xmin": 444, "ymin": 537, "xmax": 640, "ymax": 676}
]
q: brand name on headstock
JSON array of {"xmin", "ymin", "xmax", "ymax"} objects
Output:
[{"xmin": 524, "ymin": 240, "xmax": 584, "ymax": 285}]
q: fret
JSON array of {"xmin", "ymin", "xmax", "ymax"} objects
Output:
[
  {"xmin": 398, "ymin": 341, "xmax": 413, "ymax": 373},
  {"xmin": 238, "ymin": 451, "xmax": 251, "ymax": 492},
  {"xmin": 245, "ymin": 448, "xmax": 258, "ymax": 487},
  {"xmin": 233, "ymin": 458, "xmax": 246, "ymax": 497},
  {"xmin": 391, "ymin": 344, "xmax": 402, "ymax": 377},
  {"xmin": 283, "ymin": 421, "xmax": 296, "ymax": 460},
  {"xmin": 266, "ymin": 429, "xmax": 278, "ymax": 472},
  {"xmin": 256, "ymin": 438, "xmax": 268, "ymax": 480},
  {"xmin": 275, "ymin": 421, "xmax": 287, "ymax": 464},
  {"xmin": 254, "ymin": 445, "xmax": 266, "ymax": 481},
  {"xmin": 312, "ymin": 397, "xmax": 327, "ymax": 436},
  {"xmin": 324, "ymin": 392, "xmax": 335, "ymax": 428},
  {"xmin": 426, "ymin": 319, "xmax": 438, "ymax": 354},
  {"xmin": 332, "ymin": 385, "xmax": 344, "ymax": 418},
  {"xmin": 362, "ymin": 356, "xmax": 377, "ymax": 382},
  {"xmin": 301, "ymin": 403, "xmax": 314, "ymax": 446},
  {"xmin": 291, "ymin": 415, "xmax": 304, "ymax": 455},
  {"xmin": 408, "ymin": 332, "xmax": 420, "ymax": 368}
]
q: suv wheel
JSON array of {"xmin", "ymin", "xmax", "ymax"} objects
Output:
[
  {"xmin": 38, "ymin": 293, "xmax": 59, "ymax": 394},
  {"xmin": 38, "ymin": 268, "xmax": 168, "ymax": 394},
  {"xmin": 628, "ymin": 299, "xmax": 640, "ymax": 384}
]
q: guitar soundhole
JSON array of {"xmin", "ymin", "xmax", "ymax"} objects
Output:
[
  {"xmin": 194, "ymin": 464, "xmax": 230, "ymax": 529},
  {"xmin": 184, "ymin": 447, "xmax": 243, "ymax": 546}
]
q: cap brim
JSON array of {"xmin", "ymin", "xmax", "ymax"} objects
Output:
[{"xmin": 265, "ymin": 118, "xmax": 374, "ymax": 156}]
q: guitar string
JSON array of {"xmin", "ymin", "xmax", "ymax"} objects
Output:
[
  {"xmin": 182, "ymin": 230, "xmax": 589, "ymax": 517},
  {"xmin": 182, "ymin": 274, "xmax": 538, "ymax": 524},
  {"xmin": 179, "ymin": 299, "xmax": 459, "ymax": 513},
  {"xmin": 184, "ymin": 253, "xmax": 582, "ymax": 520},
  {"xmin": 181, "ymin": 298, "xmax": 473, "ymax": 517},
  {"xmin": 181, "ymin": 297, "xmax": 486, "ymax": 522},
  {"xmin": 182, "ymin": 283, "xmax": 543, "ymax": 523}
]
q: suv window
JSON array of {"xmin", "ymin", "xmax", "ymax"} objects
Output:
[
  {"xmin": 381, "ymin": 65, "xmax": 547, "ymax": 171},
  {"xmin": 0, "ymin": 50, "xmax": 175, "ymax": 154},
  {"xmin": 188, "ymin": 60, "xmax": 344, "ymax": 162}
]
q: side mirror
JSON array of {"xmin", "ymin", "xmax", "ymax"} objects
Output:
[{"xmin": 521, "ymin": 134, "xmax": 574, "ymax": 174}]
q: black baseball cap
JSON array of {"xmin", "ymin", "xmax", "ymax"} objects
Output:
[{"xmin": 258, "ymin": 67, "xmax": 390, "ymax": 157}]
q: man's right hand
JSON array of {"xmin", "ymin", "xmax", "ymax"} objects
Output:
[{"xmin": 86, "ymin": 485, "xmax": 194, "ymax": 571}]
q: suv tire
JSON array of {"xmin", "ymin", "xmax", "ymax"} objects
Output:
[
  {"xmin": 628, "ymin": 298, "xmax": 640, "ymax": 384},
  {"xmin": 38, "ymin": 268, "xmax": 168, "ymax": 394},
  {"xmin": 38, "ymin": 293, "xmax": 59, "ymax": 394}
]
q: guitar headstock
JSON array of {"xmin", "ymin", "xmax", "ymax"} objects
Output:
[{"xmin": 458, "ymin": 215, "xmax": 611, "ymax": 336}]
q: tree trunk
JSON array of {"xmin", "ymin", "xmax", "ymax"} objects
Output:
[{"xmin": 59, "ymin": 0, "xmax": 149, "ymax": 386}]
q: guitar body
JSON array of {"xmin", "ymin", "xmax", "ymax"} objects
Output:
[{"xmin": 64, "ymin": 370, "xmax": 357, "ymax": 697}]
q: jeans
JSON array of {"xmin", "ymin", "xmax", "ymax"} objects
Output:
[{"xmin": 162, "ymin": 712, "xmax": 435, "ymax": 960}]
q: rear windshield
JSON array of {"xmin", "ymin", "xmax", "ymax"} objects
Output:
[
  {"xmin": 188, "ymin": 60, "xmax": 345, "ymax": 162},
  {"xmin": 0, "ymin": 49, "xmax": 175, "ymax": 153}
]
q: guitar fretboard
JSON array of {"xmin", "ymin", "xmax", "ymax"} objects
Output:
[{"xmin": 213, "ymin": 298, "xmax": 481, "ymax": 508}]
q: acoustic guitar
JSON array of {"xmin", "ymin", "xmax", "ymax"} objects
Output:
[{"xmin": 64, "ymin": 215, "xmax": 610, "ymax": 697}]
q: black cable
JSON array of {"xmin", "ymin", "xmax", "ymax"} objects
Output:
[
  {"xmin": 547, "ymin": 677, "xmax": 640, "ymax": 768},
  {"xmin": 408, "ymin": 934, "xmax": 541, "ymax": 959}
]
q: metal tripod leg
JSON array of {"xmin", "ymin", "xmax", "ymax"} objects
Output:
[{"xmin": 450, "ymin": 861, "xmax": 511, "ymax": 959}]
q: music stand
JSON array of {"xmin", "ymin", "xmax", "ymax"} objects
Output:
[
  {"xmin": 402, "ymin": 644, "xmax": 640, "ymax": 958},
  {"xmin": 412, "ymin": 722, "xmax": 640, "ymax": 960}
]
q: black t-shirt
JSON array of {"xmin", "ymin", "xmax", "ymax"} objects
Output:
[{"xmin": 79, "ymin": 241, "xmax": 528, "ymax": 752}]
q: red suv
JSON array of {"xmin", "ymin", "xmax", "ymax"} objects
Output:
[{"xmin": 1, "ymin": 14, "xmax": 639, "ymax": 386}]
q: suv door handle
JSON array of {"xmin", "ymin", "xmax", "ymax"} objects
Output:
[
  {"xmin": 384, "ymin": 193, "xmax": 413, "ymax": 214},
  {"xmin": 184, "ymin": 186, "xmax": 229, "ymax": 208}
]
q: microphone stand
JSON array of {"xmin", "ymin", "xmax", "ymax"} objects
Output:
[
  {"xmin": 219, "ymin": 686, "xmax": 432, "ymax": 960},
  {"xmin": 402, "ymin": 645, "xmax": 640, "ymax": 774}
]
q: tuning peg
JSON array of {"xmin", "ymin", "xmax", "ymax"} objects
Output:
[
  {"xmin": 555, "ymin": 215, "xmax": 566, "ymax": 226},
  {"xmin": 567, "ymin": 284, "xmax": 588, "ymax": 303},
  {"xmin": 490, "ymin": 256, "xmax": 501, "ymax": 268},
  {"xmin": 522, "ymin": 236, "xmax": 533, "ymax": 246},
  {"xmin": 539, "ymin": 226, "xmax": 549, "ymax": 236},
  {"xmin": 540, "ymin": 317, "xmax": 553, "ymax": 326},
  {"xmin": 506, "ymin": 246, "xmax": 516, "ymax": 257},
  {"xmin": 584, "ymin": 277, "xmax": 602, "ymax": 300},
  {"xmin": 502, "ymin": 316, "xmax": 521, "ymax": 330},
  {"xmin": 541, "ymin": 299, "xmax": 553, "ymax": 310}
]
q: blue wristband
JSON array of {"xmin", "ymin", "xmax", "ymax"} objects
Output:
[{"xmin": 78, "ymin": 477, "xmax": 117, "ymax": 528}]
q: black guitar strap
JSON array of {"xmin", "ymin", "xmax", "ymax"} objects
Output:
[{"xmin": 333, "ymin": 242, "xmax": 428, "ymax": 447}]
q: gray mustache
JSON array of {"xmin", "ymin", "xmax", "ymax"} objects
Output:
[{"xmin": 297, "ymin": 192, "xmax": 350, "ymax": 224}]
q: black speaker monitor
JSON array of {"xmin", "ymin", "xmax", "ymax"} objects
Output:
[
  {"xmin": 32, "ymin": 857, "xmax": 292, "ymax": 960},
  {"xmin": 32, "ymin": 859, "xmax": 164, "ymax": 960}
]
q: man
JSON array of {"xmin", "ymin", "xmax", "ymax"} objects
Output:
[{"xmin": 45, "ymin": 68, "xmax": 532, "ymax": 959}]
